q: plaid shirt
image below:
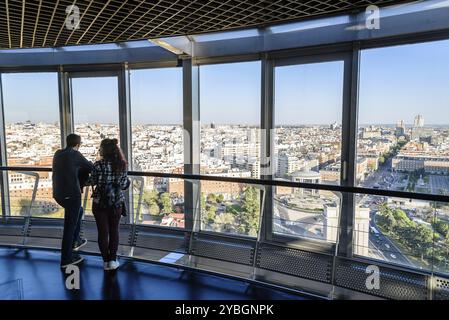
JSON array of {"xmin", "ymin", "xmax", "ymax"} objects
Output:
[{"xmin": 88, "ymin": 160, "xmax": 129, "ymax": 204}]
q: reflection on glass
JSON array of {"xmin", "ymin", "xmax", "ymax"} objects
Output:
[
  {"xmin": 72, "ymin": 76, "xmax": 120, "ymax": 161},
  {"xmin": 1, "ymin": 73, "xmax": 61, "ymax": 217},
  {"xmin": 357, "ymin": 40, "xmax": 449, "ymax": 195},
  {"xmin": 200, "ymin": 61, "xmax": 261, "ymax": 178}
]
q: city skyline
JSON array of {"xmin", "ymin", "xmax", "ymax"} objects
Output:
[{"xmin": 2, "ymin": 38, "xmax": 449, "ymax": 125}]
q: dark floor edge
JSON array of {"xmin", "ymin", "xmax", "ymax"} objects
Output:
[{"xmin": 0, "ymin": 244, "xmax": 328, "ymax": 300}]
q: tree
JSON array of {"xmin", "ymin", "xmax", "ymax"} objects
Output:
[
  {"xmin": 377, "ymin": 205, "xmax": 396, "ymax": 233},
  {"xmin": 217, "ymin": 194, "xmax": 224, "ymax": 203},
  {"xmin": 207, "ymin": 193, "xmax": 217, "ymax": 204},
  {"xmin": 214, "ymin": 212, "xmax": 236, "ymax": 233},
  {"xmin": 142, "ymin": 190, "xmax": 161, "ymax": 217},
  {"xmin": 201, "ymin": 193, "xmax": 221, "ymax": 229},
  {"xmin": 238, "ymin": 187, "xmax": 260, "ymax": 236},
  {"xmin": 410, "ymin": 224, "xmax": 434, "ymax": 261},
  {"xmin": 202, "ymin": 204, "xmax": 217, "ymax": 228},
  {"xmin": 149, "ymin": 202, "xmax": 160, "ymax": 216},
  {"xmin": 432, "ymin": 218, "xmax": 449, "ymax": 237},
  {"xmin": 444, "ymin": 233, "xmax": 449, "ymax": 267},
  {"xmin": 160, "ymin": 193, "xmax": 172, "ymax": 215}
]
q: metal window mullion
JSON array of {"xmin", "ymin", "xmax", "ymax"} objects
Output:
[
  {"xmin": 118, "ymin": 63, "xmax": 132, "ymax": 224},
  {"xmin": 183, "ymin": 58, "xmax": 200, "ymax": 235},
  {"xmin": 0, "ymin": 73, "xmax": 10, "ymax": 217},
  {"xmin": 260, "ymin": 55, "xmax": 274, "ymax": 244},
  {"xmin": 338, "ymin": 43, "xmax": 360, "ymax": 258},
  {"xmin": 58, "ymin": 68, "xmax": 72, "ymax": 147}
]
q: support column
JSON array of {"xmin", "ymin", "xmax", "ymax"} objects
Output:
[
  {"xmin": 260, "ymin": 55, "xmax": 275, "ymax": 242},
  {"xmin": 0, "ymin": 73, "xmax": 10, "ymax": 217},
  {"xmin": 338, "ymin": 43, "xmax": 360, "ymax": 257},
  {"xmin": 58, "ymin": 68, "xmax": 72, "ymax": 146},
  {"xmin": 183, "ymin": 58, "xmax": 200, "ymax": 232},
  {"xmin": 118, "ymin": 63, "xmax": 133, "ymax": 224}
]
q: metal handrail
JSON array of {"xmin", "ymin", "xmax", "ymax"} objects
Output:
[
  {"xmin": 1, "ymin": 165, "xmax": 448, "ymax": 299},
  {"xmin": 2, "ymin": 166, "xmax": 449, "ymax": 203}
]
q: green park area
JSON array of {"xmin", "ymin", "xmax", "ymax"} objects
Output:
[
  {"xmin": 201, "ymin": 186, "xmax": 260, "ymax": 237},
  {"xmin": 376, "ymin": 203, "xmax": 449, "ymax": 271}
]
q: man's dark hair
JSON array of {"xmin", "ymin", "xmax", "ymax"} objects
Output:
[{"xmin": 66, "ymin": 134, "xmax": 81, "ymax": 148}]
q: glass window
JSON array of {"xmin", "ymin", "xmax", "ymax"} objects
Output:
[
  {"xmin": 72, "ymin": 76, "xmax": 120, "ymax": 162},
  {"xmin": 130, "ymin": 67, "xmax": 184, "ymax": 227},
  {"xmin": 1, "ymin": 72, "xmax": 61, "ymax": 217},
  {"xmin": 71, "ymin": 76, "xmax": 120, "ymax": 217},
  {"xmin": 353, "ymin": 195, "xmax": 439, "ymax": 272},
  {"xmin": 357, "ymin": 40, "xmax": 449, "ymax": 195},
  {"xmin": 200, "ymin": 61, "xmax": 261, "ymax": 178},
  {"xmin": 273, "ymin": 60, "xmax": 344, "ymax": 241},
  {"xmin": 356, "ymin": 39, "xmax": 449, "ymax": 272},
  {"xmin": 199, "ymin": 61, "xmax": 261, "ymax": 236},
  {"xmin": 130, "ymin": 67, "xmax": 183, "ymax": 173},
  {"xmin": 201, "ymin": 182, "xmax": 262, "ymax": 237}
]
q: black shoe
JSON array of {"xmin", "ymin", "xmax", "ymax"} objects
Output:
[
  {"xmin": 73, "ymin": 238, "xmax": 88, "ymax": 251},
  {"xmin": 61, "ymin": 255, "xmax": 84, "ymax": 269}
]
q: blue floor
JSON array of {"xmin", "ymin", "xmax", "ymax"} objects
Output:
[{"xmin": 0, "ymin": 248, "xmax": 307, "ymax": 300}]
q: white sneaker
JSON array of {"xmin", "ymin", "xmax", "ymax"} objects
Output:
[
  {"xmin": 108, "ymin": 259, "xmax": 120, "ymax": 270},
  {"xmin": 103, "ymin": 262, "xmax": 111, "ymax": 271}
]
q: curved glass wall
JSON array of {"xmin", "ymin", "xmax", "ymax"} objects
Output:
[{"xmin": 0, "ymin": 0, "xmax": 449, "ymax": 298}]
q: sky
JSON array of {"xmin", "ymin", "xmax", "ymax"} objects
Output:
[{"xmin": 2, "ymin": 38, "xmax": 449, "ymax": 126}]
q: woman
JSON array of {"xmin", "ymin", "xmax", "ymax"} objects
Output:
[{"xmin": 89, "ymin": 138, "xmax": 130, "ymax": 271}]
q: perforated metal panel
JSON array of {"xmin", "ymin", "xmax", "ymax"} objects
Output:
[
  {"xmin": 0, "ymin": 217, "xmax": 26, "ymax": 245},
  {"xmin": 0, "ymin": 217, "xmax": 25, "ymax": 237},
  {"xmin": 334, "ymin": 257, "xmax": 428, "ymax": 300},
  {"xmin": 27, "ymin": 218, "xmax": 63, "ymax": 239},
  {"xmin": 134, "ymin": 225, "xmax": 190, "ymax": 253},
  {"xmin": 434, "ymin": 277, "xmax": 449, "ymax": 300},
  {"xmin": 81, "ymin": 220, "xmax": 133, "ymax": 246},
  {"xmin": 24, "ymin": 218, "xmax": 64, "ymax": 248},
  {"xmin": 256, "ymin": 242, "xmax": 332, "ymax": 283},
  {"xmin": 191, "ymin": 233, "xmax": 256, "ymax": 266}
]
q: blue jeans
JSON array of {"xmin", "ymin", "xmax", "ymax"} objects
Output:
[{"xmin": 56, "ymin": 197, "xmax": 83, "ymax": 265}]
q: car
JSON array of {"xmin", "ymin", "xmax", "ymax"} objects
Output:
[
  {"xmin": 385, "ymin": 243, "xmax": 390, "ymax": 249},
  {"xmin": 390, "ymin": 254, "xmax": 397, "ymax": 259}
]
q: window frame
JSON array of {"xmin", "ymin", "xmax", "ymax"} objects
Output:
[{"xmin": 263, "ymin": 50, "xmax": 355, "ymax": 254}]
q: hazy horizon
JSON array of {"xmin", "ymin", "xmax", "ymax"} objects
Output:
[{"xmin": 2, "ymin": 39, "xmax": 449, "ymax": 125}]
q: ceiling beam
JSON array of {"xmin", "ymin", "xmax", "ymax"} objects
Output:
[
  {"xmin": 5, "ymin": 0, "xmax": 11, "ymax": 48},
  {"xmin": 31, "ymin": 0, "xmax": 43, "ymax": 47}
]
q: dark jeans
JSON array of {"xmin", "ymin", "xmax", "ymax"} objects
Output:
[
  {"xmin": 56, "ymin": 196, "xmax": 83, "ymax": 265},
  {"xmin": 92, "ymin": 202, "xmax": 122, "ymax": 262}
]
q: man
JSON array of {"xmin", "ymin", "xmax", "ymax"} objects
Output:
[{"xmin": 53, "ymin": 134, "xmax": 93, "ymax": 269}]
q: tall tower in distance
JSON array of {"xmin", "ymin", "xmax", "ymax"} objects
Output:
[
  {"xmin": 395, "ymin": 120, "xmax": 405, "ymax": 137},
  {"xmin": 414, "ymin": 115, "xmax": 424, "ymax": 127}
]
